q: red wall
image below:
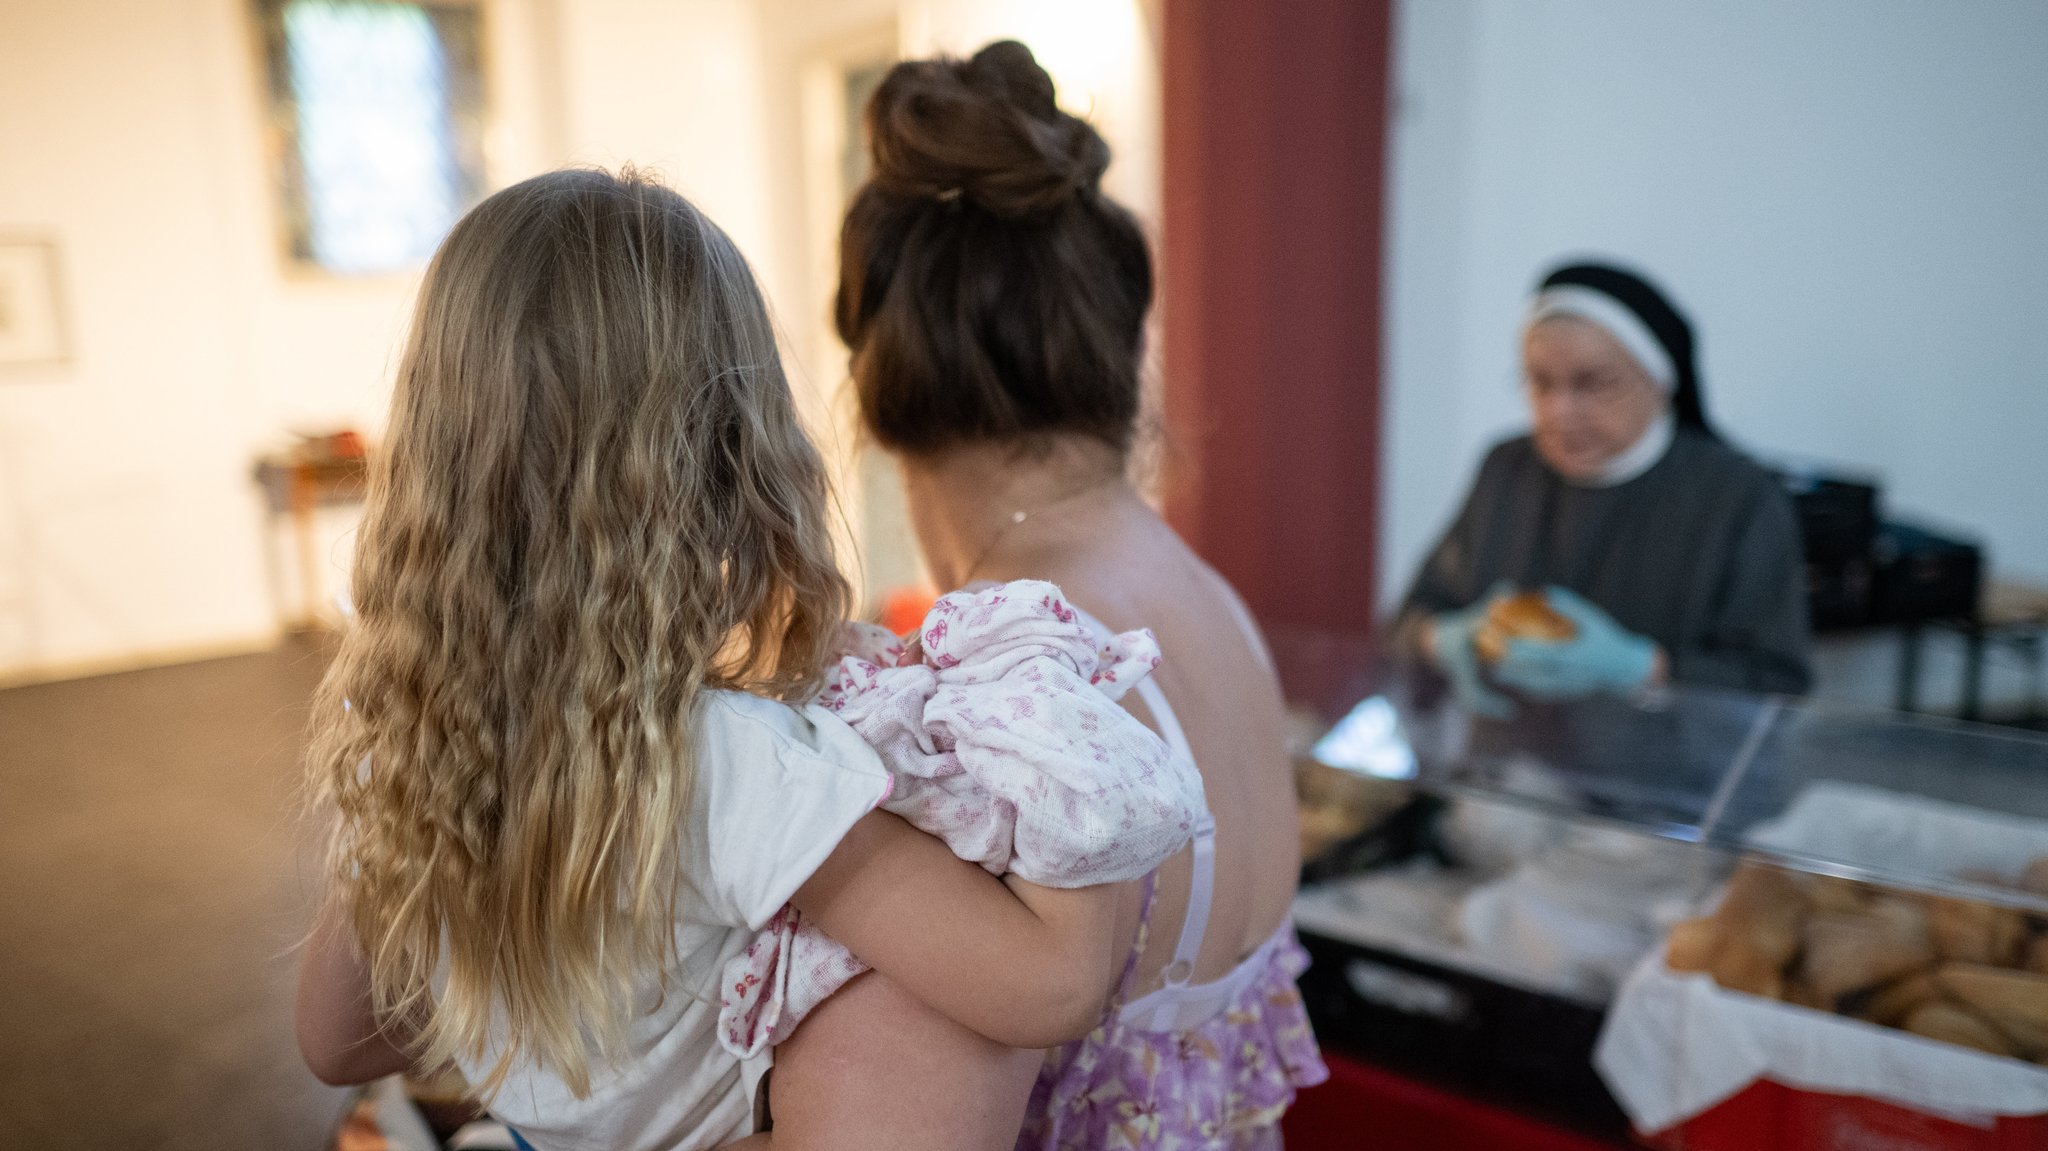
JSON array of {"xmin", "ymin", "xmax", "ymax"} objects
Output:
[{"xmin": 1160, "ymin": 0, "xmax": 1393, "ymax": 634}]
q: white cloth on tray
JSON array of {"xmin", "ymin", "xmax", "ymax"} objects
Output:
[
  {"xmin": 1596, "ymin": 782, "xmax": 2048, "ymax": 1133},
  {"xmin": 1596, "ymin": 954, "xmax": 2048, "ymax": 1133}
]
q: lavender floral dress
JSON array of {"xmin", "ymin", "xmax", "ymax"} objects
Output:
[{"xmin": 1016, "ymin": 873, "xmax": 1329, "ymax": 1150}]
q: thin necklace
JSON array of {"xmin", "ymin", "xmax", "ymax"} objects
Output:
[{"xmin": 961, "ymin": 477, "xmax": 1120, "ymax": 584}]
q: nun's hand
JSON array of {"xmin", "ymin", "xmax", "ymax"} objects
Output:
[
  {"xmin": 1429, "ymin": 583, "xmax": 1516, "ymax": 719},
  {"xmin": 1492, "ymin": 587, "xmax": 1659, "ymax": 700}
]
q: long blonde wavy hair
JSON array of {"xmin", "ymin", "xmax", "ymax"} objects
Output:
[{"xmin": 307, "ymin": 168, "xmax": 850, "ymax": 1098}]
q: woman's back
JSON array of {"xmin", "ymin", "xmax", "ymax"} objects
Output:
[
  {"xmin": 831, "ymin": 38, "xmax": 1325, "ymax": 1144},
  {"xmin": 1005, "ymin": 496, "xmax": 1300, "ymax": 992},
  {"xmin": 927, "ymin": 456, "xmax": 1326, "ymax": 1148}
]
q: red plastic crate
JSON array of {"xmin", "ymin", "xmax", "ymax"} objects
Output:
[
  {"xmin": 1282, "ymin": 1051, "xmax": 1629, "ymax": 1151},
  {"xmin": 1642, "ymin": 1080, "xmax": 2048, "ymax": 1151}
]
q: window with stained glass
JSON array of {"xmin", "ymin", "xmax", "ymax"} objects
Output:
[{"xmin": 255, "ymin": 0, "xmax": 486, "ymax": 274}]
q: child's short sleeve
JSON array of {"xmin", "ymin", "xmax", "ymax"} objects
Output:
[{"xmin": 680, "ymin": 691, "xmax": 894, "ymax": 931}]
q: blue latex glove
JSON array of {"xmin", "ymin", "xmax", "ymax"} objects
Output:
[
  {"xmin": 1429, "ymin": 582, "xmax": 1516, "ymax": 719},
  {"xmin": 1492, "ymin": 586, "xmax": 1658, "ymax": 700}
]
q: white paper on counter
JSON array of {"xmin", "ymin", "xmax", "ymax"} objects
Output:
[
  {"xmin": 1291, "ymin": 861, "xmax": 1599, "ymax": 1001},
  {"xmin": 1459, "ymin": 826, "xmax": 1716, "ymax": 1001},
  {"xmin": 1745, "ymin": 779, "xmax": 2048, "ymax": 881},
  {"xmin": 1595, "ymin": 780, "xmax": 2048, "ymax": 1134},
  {"xmin": 1595, "ymin": 955, "xmax": 2048, "ymax": 1133}
]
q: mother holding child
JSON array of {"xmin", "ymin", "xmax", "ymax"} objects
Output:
[{"xmin": 297, "ymin": 40, "xmax": 1325, "ymax": 1151}]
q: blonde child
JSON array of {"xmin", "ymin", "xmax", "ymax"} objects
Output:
[{"xmin": 295, "ymin": 168, "xmax": 1154, "ymax": 1150}]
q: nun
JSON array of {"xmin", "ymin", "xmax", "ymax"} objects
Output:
[{"xmin": 1398, "ymin": 262, "xmax": 1813, "ymax": 715}]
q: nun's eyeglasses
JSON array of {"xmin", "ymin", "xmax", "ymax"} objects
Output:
[{"xmin": 1523, "ymin": 372, "xmax": 1633, "ymax": 404}]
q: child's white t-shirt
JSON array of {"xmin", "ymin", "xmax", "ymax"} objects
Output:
[{"xmin": 457, "ymin": 689, "xmax": 892, "ymax": 1151}]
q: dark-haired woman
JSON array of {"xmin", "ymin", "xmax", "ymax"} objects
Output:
[
  {"xmin": 759, "ymin": 40, "xmax": 1326, "ymax": 1151},
  {"xmin": 1399, "ymin": 263, "xmax": 1812, "ymax": 716}
]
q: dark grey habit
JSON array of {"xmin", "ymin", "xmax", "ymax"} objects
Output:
[{"xmin": 1398, "ymin": 428, "xmax": 1813, "ymax": 695}]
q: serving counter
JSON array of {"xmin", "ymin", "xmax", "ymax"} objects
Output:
[{"xmin": 1272, "ymin": 630, "xmax": 2048, "ymax": 1150}]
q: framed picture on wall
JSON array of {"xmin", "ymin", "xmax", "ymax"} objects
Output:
[{"xmin": 0, "ymin": 237, "xmax": 69, "ymax": 366}]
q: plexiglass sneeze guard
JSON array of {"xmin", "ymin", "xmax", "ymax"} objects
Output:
[{"xmin": 1270, "ymin": 627, "xmax": 2048, "ymax": 915}]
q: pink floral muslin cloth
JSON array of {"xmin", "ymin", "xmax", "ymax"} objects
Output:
[{"xmin": 717, "ymin": 580, "xmax": 1206, "ymax": 1059}]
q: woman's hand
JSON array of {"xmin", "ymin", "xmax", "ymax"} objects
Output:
[
  {"xmin": 1427, "ymin": 583, "xmax": 1516, "ymax": 718},
  {"xmin": 1491, "ymin": 586, "xmax": 1663, "ymax": 699}
]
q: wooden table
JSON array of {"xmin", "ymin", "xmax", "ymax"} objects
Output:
[{"xmin": 252, "ymin": 454, "xmax": 368, "ymax": 631}]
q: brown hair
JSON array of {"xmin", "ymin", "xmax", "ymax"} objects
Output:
[
  {"xmin": 306, "ymin": 167, "xmax": 850, "ymax": 1097},
  {"xmin": 835, "ymin": 40, "xmax": 1153, "ymax": 455}
]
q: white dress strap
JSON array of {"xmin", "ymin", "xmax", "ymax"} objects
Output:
[
  {"xmin": 1068, "ymin": 602, "xmax": 1220, "ymax": 1017},
  {"xmin": 1161, "ymin": 808, "xmax": 1217, "ymax": 989},
  {"xmin": 1118, "ymin": 921, "xmax": 1288, "ymax": 1033},
  {"xmin": 1133, "ymin": 677, "xmax": 1194, "ymax": 763},
  {"xmin": 1129, "ymin": 671, "xmax": 1217, "ymax": 1006}
]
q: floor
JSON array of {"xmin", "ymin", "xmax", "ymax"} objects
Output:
[{"xmin": 0, "ymin": 642, "xmax": 348, "ymax": 1150}]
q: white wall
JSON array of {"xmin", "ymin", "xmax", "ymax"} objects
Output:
[
  {"xmin": 553, "ymin": 0, "xmax": 778, "ymax": 271},
  {"xmin": 0, "ymin": 0, "xmax": 776, "ymax": 683},
  {"xmin": 0, "ymin": 0, "xmax": 1160, "ymax": 682},
  {"xmin": 1381, "ymin": 0, "xmax": 2048, "ymax": 629},
  {"xmin": 0, "ymin": 0, "xmax": 465, "ymax": 681}
]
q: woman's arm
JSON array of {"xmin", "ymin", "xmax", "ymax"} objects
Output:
[
  {"xmin": 301, "ymin": 812, "xmax": 1116, "ymax": 1082},
  {"xmin": 728, "ymin": 970, "xmax": 1042, "ymax": 1151},
  {"xmin": 791, "ymin": 810, "xmax": 1120, "ymax": 1051},
  {"xmin": 296, "ymin": 897, "xmax": 417, "ymax": 1085}
]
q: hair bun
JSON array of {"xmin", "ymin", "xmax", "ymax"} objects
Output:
[{"xmin": 866, "ymin": 40, "xmax": 1110, "ymax": 218}]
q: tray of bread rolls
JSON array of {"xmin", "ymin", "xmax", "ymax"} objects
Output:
[
  {"xmin": 1663, "ymin": 859, "xmax": 2048, "ymax": 1061},
  {"xmin": 1663, "ymin": 779, "xmax": 2048, "ymax": 1057},
  {"xmin": 1594, "ymin": 783, "xmax": 2048, "ymax": 1134}
]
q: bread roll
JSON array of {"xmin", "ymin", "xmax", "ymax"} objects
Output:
[
  {"xmin": 1869, "ymin": 895, "xmax": 1933, "ymax": 934},
  {"xmin": 1996, "ymin": 1013, "xmax": 2048, "ymax": 1057},
  {"xmin": 1294, "ymin": 760, "xmax": 1408, "ymax": 862},
  {"xmin": 1798, "ymin": 901, "xmax": 1935, "ymax": 1002},
  {"xmin": 1473, "ymin": 592, "xmax": 1576, "ymax": 666},
  {"xmin": 1665, "ymin": 917, "xmax": 1721, "ymax": 973},
  {"xmin": 1807, "ymin": 875, "xmax": 1871, "ymax": 916},
  {"xmin": 1718, "ymin": 863, "xmax": 1810, "ymax": 970},
  {"xmin": 1936, "ymin": 964, "xmax": 2048, "ymax": 1034},
  {"xmin": 1299, "ymin": 802, "xmax": 1361, "ymax": 863},
  {"xmin": 2021, "ymin": 858, "xmax": 2048, "ymax": 897},
  {"xmin": 1861, "ymin": 972, "xmax": 1941, "ymax": 1027},
  {"xmin": 1783, "ymin": 979, "xmax": 1831, "ymax": 1012},
  {"xmin": 2026, "ymin": 934, "xmax": 2048, "ymax": 976},
  {"xmin": 1904, "ymin": 1002, "xmax": 2023, "ymax": 1058},
  {"xmin": 1927, "ymin": 895, "xmax": 2027, "ymax": 967},
  {"xmin": 1710, "ymin": 939, "xmax": 1787, "ymax": 1000},
  {"xmin": 1296, "ymin": 757, "xmax": 1389, "ymax": 813},
  {"xmin": 1683, "ymin": 865, "xmax": 1805, "ymax": 999}
]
